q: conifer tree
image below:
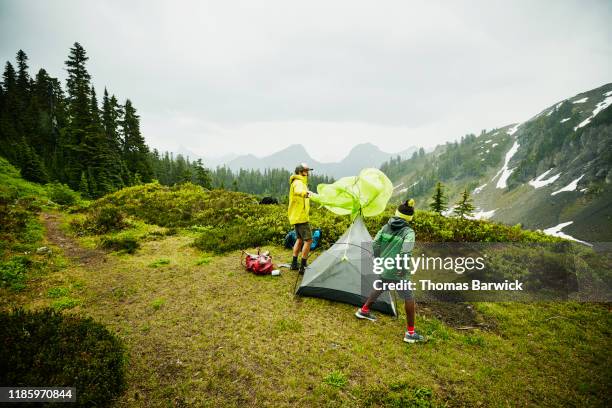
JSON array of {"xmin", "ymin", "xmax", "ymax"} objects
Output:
[
  {"xmin": 19, "ymin": 140, "xmax": 48, "ymax": 183},
  {"xmin": 429, "ymin": 182, "xmax": 448, "ymax": 214},
  {"xmin": 453, "ymin": 189, "xmax": 475, "ymax": 218},
  {"xmin": 0, "ymin": 62, "xmax": 19, "ymax": 162},
  {"xmin": 194, "ymin": 159, "xmax": 212, "ymax": 189},
  {"xmin": 79, "ymin": 171, "xmax": 89, "ymax": 197},
  {"xmin": 102, "ymin": 89, "xmax": 128, "ymax": 188},
  {"xmin": 15, "ymin": 50, "xmax": 30, "ymax": 96},
  {"xmin": 121, "ymin": 99, "xmax": 152, "ymax": 183},
  {"xmin": 64, "ymin": 43, "xmax": 93, "ymax": 187}
]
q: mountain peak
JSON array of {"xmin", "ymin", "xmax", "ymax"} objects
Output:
[{"xmin": 348, "ymin": 142, "xmax": 383, "ymax": 154}]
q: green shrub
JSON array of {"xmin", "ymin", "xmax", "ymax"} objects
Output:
[
  {"xmin": 0, "ymin": 196, "xmax": 30, "ymax": 239},
  {"xmin": 148, "ymin": 258, "xmax": 170, "ymax": 268},
  {"xmin": 361, "ymin": 382, "xmax": 436, "ymax": 408},
  {"xmin": 51, "ymin": 297, "xmax": 80, "ymax": 311},
  {"xmin": 46, "ymin": 182, "xmax": 81, "ymax": 206},
  {"xmin": 100, "ymin": 235, "xmax": 139, "ymax": 254},
  {"xmin": 83, "ymin": 204, "xmax": 128, "ymax": 234},
  {"xmin": 464, "ymin": 334, "xmax": 486, "ymax": 347},
  {"xmin": 195, "ymin": 256, "xmax": 213, "ymax": 265},
  {"xmin": 80, "ymin": 183, "xmax": 563, "ymax": 255},
  {"xmin": 193, "ymin": 222, "xmax": 280, "ymax": 253},
  {"xmin": 0, "ymin": 308, "xmax": 126, "ymax": 407},
  {"xmin": 322, "ymin": 371, "xmax": 348, "ymax": 388},
  {"xmin": 0, "ymin": 256, "xmax": 31, "ymax": 291},
  {"xmin": 47, "ymin": 286, "xmax": 70, "ymax": 298},
  {"xmin": 150, "ymin": 298, "xmax": 166, "ymax": 310}
]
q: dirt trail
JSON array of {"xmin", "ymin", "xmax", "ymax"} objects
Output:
[{"xmin": 41, "ymin": 212, "xmax": 106, "ymax": 267}]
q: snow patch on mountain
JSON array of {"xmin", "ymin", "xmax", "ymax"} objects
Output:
[
  {"xmin": 572, "ymin": 97, "xmax": 588, "ymax": 104},
  {"xmin": 441, "ymin": 206, "xmax": 456, "ymax": 217},
  {"xmin": 560, "ymin": 118, "xmax": 571, "ymax": 123},
  {"xmin": 543, "ymin": 221, "xmax": 592, "ymax": 246},
  {"xmin": 493, "ymin": 140, "xmax": 520, "ymax": 189},
  {"xmin": 473, "ymin": 183, "xmax": 487, "ymax": 194},
  {"xmin": 396, "ymin": 180, "xmax": 419, "ymax": 194},
  {"xmin": 529, "ymin": 169, "xmax": 562, "ymax": 188},
  {"xmin": 551, "ymin": 174, "xmax": 584, "ymax": 196},
  {"xmin": 546, "ymin": 102, "xmax": 564, "ymax": 116},
  {"xmin": 466, "ymin": 208, "xmax": 497, "ymax": 220},
  {"xmin": 491, "ymin": 143, "xmax": 498, "ymax": 147},
  {"xmin": 507, "ymin": 124, "xmax": 520, "ymax": 135},
  {"xmin": 574, "ymin": 95, "xmax": 612, "ymax": 131}
]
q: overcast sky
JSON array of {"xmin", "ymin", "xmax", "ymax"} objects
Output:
[{"xmin": 1, "ymin": 0, "xmax": 611, "ymax": 162}]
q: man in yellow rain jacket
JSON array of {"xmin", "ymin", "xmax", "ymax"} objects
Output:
[{"xmin": 288, "ymin": 163, "xmax": 316, "ymax": 274}]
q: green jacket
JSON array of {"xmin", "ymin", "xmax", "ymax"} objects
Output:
[
  {"xmin": 373, "ymin": 216, "xmax": 415, "ymax": 280},
  {"xmin": 288, "ymin": 174, "xmax": 310, "ymax": 225}
]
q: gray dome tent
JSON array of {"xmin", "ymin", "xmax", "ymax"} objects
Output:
[{"xmin": 295, "ymin": 215, "xmax": 397, "ymax": 315}]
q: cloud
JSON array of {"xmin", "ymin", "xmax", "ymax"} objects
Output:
[{"xmin": 2, "ymin": 0, "xmax": 611, "ymax": 160}]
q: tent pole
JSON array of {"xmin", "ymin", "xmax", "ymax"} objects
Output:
[
  {"xmin": 391, "ymin": 290, "xmax": 400, "ymax": 320},
  {"xmin": 292, "ymin": 269, "xmax": 302, "ymax": 296}
]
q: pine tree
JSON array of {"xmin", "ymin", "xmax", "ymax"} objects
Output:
[
  {"xmin": 64, "ymin": 43, "xmax": 93, "ymax": 187},
  {"xmin": 121, "ymin": 99, "xmax": 152, "ymax": 183},
  {"xmin": 453, "ymin": 189, "xmax": 475, "ymax": 218},
  {"xmin": 102, "ymin": 89, "xmax": 128, "ymax": 187},
  {"xmin": 19, "ymin": 141, "xmax": 48, "ymax": 183},
  {"xmin": 429, "ymin": 182, "xmax": 448, "ymax": 214},
  {"xmin": 79, "ymin": 171, "xmax": 89, "ymax": 197},
  {"xmin": 0, "ymin": 62, "xmax": 20, "ymax": 162},
  {"xmin": 193, "ymin": 159, "xmax": 212, "ymax": 189},
  {"xmin": 84, "ymin": 85, "xmax": 114, "ymax": 196},
  {"xmin": 15, "ymin": 50, "xmax": 30, "ymax": 95}
]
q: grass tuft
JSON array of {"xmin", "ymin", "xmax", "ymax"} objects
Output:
[{"xmin": 322, "ymin": 371, "xmax": 348, "ymax": 388}]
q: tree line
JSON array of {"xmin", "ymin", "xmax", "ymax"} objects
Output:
[
  {"xmin": 0, "ymin": 44, "xmax": 152, "ymax": 198},
  {"xmin": 149, "ymin": 150, "xmax": 333, "ymax": 199},
  {"xmin": 0, "ymin": 45, "xmax": 333, "ymax": 199}
]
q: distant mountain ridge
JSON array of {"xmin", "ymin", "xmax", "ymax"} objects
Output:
[{"xmin": 179, "ymin": 143, "xmax": 417, "ymax": 178}]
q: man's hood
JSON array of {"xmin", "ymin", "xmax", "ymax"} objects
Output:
[
  {"xmin": 387, "ymin": 216, "xmax": 408, "ymax": 230},
  {"xmin": 289, "ymin": 174, "xmax": 308, "ymax": 184}
]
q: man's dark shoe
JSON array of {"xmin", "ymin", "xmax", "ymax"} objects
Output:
[
  {"xmin": 290, "ymin": 262, "xmax": 299, "ymax": 271},
  {"xmin": 299, "ymin": 258, "xmax": 307, "ymax": 274}
]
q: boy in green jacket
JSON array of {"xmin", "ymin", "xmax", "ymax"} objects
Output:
[{"xmin": 355, "ymin": 199, "xmax": 425, "ymax": 343}]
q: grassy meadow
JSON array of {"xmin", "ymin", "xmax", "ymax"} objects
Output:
[{"xmin": 1, "ymin": 159, "xmax": 610, "ymax": 407}]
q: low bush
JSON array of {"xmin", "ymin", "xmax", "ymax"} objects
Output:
[
  {"xmin": 0, "ymin": 256, "xmax": 31, "ymax": 291},
  {"xmin": 193, "ymin": 222, "xmax": 281, "ymax": 253},
  {"xmin": 360, "ymin": 382, "xmax": 436, "ymax": 408},
  {"xmin": 0, "ymin": 308, "xmax": 126, "ymax": 407},
  {"xmin": 79, "ymin": 182, "xmax": 562, "ymax": 254},
  {"xmin": 46, "ymin": 182, "xmax": 81, "ymax": 206},
  {"xmin": 323, "ymin": 371, "xmax": 348, "ymax": 389},
  {"xmin": 0, "ymin": 197, "xmax": 31, "ymax": 242},
  {"xmin": 80, "ymin": 204, "xmax": 128, "ymax": 234},
  {"xmin": 148, "ymin": 258, "xmax": 170, "ymax": 268},
  {"xmin": 100, "ymin": 234, "xmax": 140, "ymax": 254},
  {"xmin": 51, "ymin": 297, "xmax": 80, "ymax": 311}
]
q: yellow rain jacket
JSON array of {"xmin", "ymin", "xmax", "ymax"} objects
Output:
[{"xmin": 288, "ymin": 174, "xmax": 310, "ymax": 225}]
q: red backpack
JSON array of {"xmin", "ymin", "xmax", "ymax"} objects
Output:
[{"xmin": 241, "ymin": 249, "xmax": 274, "ymax": 275}]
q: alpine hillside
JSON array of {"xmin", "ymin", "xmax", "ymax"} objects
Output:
[{"xmin": 384, "ymin": 83, "xmax": 612, "ymax": 243}]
